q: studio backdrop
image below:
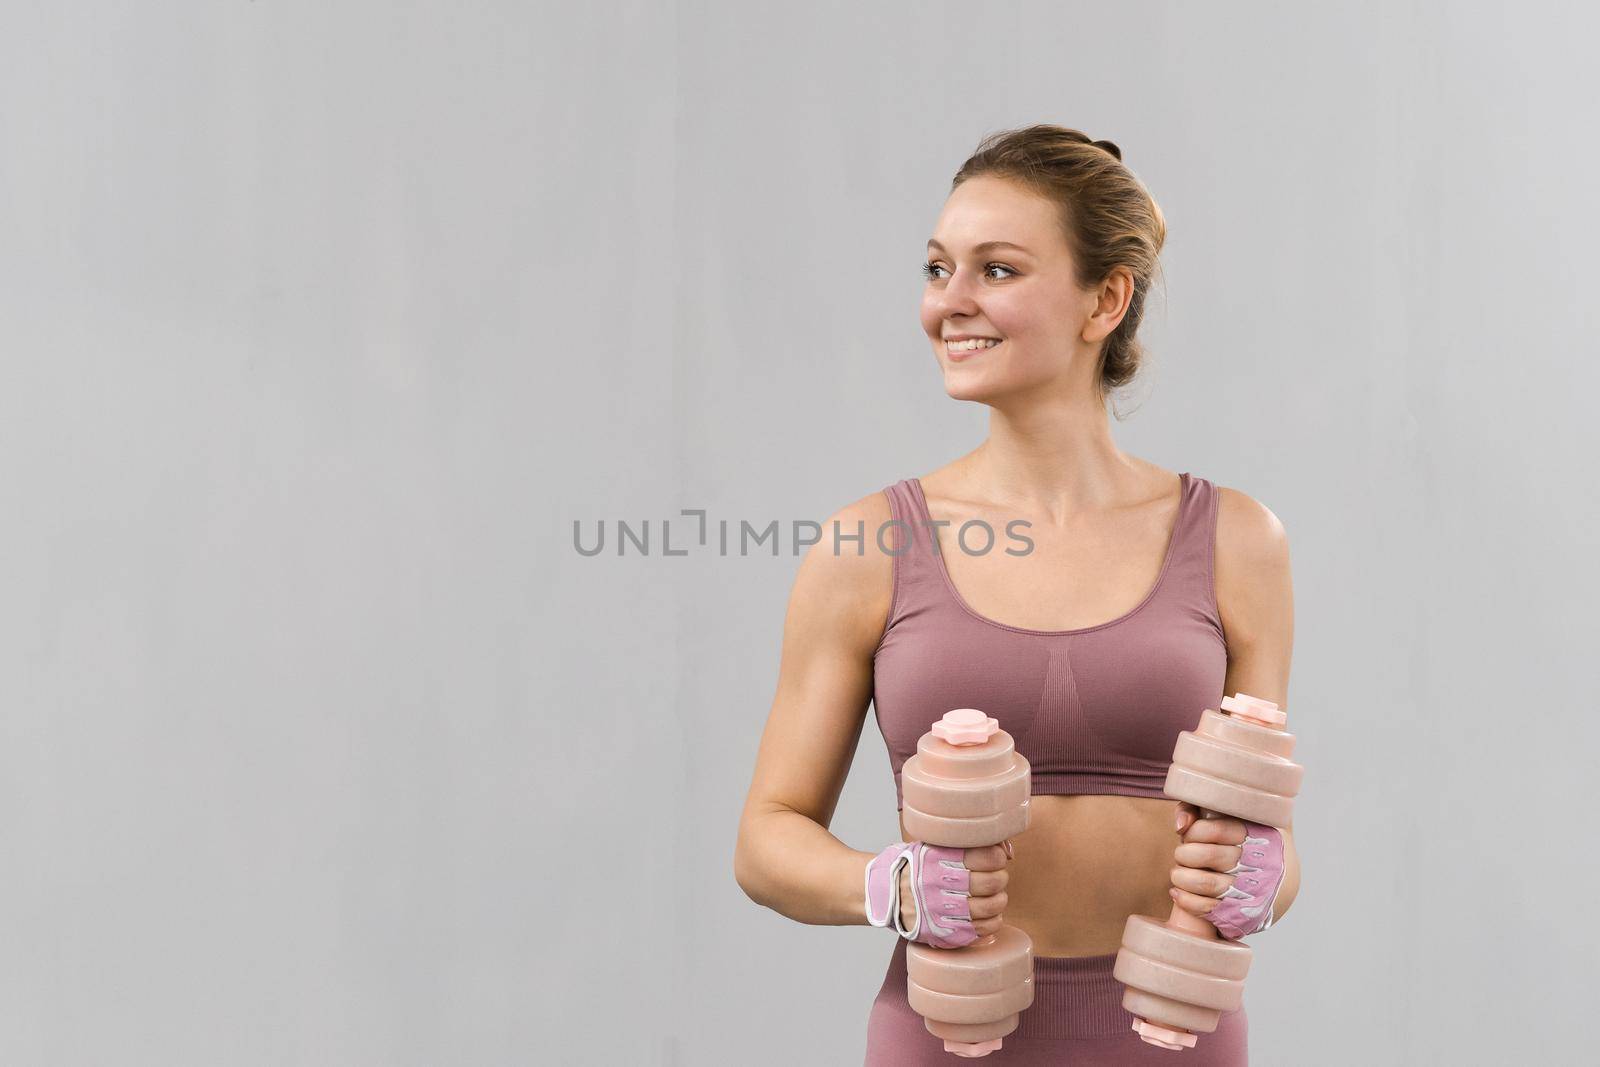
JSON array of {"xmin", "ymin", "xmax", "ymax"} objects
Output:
[{"xmin": 2, "ymin": 2, "xmax": 1594, "ymax": 1065}]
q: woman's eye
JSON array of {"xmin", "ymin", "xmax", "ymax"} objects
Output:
[{"xmin": 920, "ymin": 261, "xmax": 1015, "ymax": 281}]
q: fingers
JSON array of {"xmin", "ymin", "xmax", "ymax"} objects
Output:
[
  {"xmin": 961, "ymin": 843, "xmax": 1012, "ymax": 935},
  {"xmin": 966, "ymin": 867, "xmax": 1009, "ymax": 897},
  {"xmin": 1171, "ymin": 864, "xmax": 1236, "ymax": 899},
  {"xmin": 1169, "ymin": 884, "xmax": 1220, "ymax": 919},
  {"xmin": 1174, "ymin": 841, "xmax": 1243, "ymax": 872},
  {"xmin": 966, "ymin": 889, "xmax": 1008, "ymax": 922},
  {"xmin": 1180, "ymin": 814, "xmax": 1248, "ymax": 847},
  {"xmin": 961, "ymin": 842, "xmax": 1012, "ymax": 873}
]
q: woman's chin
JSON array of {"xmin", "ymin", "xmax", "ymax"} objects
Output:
[
  {"xmin": 942, "ymin": 368, "xmax": 1007, "ymax": 403},
  {"xmin": 944, "ymin": 385, "xmax": 984, "ymax": 403}
]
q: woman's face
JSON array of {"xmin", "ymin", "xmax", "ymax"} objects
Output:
[{"xmin": 920, "ymin": 175, "xmax": 1108, "ymax": 405}]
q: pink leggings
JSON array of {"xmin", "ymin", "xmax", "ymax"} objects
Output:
[{"xmin": 864, "ymin": 937, "xmax": 1248, "ymax": 1065}]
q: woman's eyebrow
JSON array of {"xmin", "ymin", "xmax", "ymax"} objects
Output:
[{"xmin": 926, "ymin": 239, "xmax": 1031, "ymax": 256}]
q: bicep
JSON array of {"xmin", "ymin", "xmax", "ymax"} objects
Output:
[
  {"xmin": 1216, "ymin": 487, "xmax": 1295, "ymax": 713},
  {"xmin": 739, "ymin": 501, "xmax": 892, "ymax": 831},
  {"xmin": 1216, "ymin": 488, "xmax": 1297, "ymax": 841}
]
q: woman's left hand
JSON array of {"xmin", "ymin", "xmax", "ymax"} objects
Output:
[{"xmin": 1170, "ymin": 802, "xmax": 1285, "ymax": 939}]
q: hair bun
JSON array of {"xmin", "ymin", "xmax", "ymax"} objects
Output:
[{"xmin": 1091, "ymin": 138, "xmax": 1122, "ymax": 161}]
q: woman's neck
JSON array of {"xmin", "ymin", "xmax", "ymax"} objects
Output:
[{"xmin": 954, "ymin": 399, "xmax": 1140, "ymax": 519}]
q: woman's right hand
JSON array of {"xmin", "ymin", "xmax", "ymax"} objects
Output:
[{"xmin": 899, "ymin": 841, "xmax": 1012, "ymax": 939}]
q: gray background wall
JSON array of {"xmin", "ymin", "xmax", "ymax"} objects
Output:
[{"xmin": 2, "ymin": 2, "xmax": 1592, "ymax": 1064}]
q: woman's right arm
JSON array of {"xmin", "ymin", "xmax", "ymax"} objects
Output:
[{"xmin": 732, "ymin": 491, "xmax": 895, "ymax": 926}]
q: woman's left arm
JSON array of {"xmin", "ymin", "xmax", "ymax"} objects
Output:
[{"xmin": 1172, "ymin": 486, "xmax": 1299, "ymax": 925}]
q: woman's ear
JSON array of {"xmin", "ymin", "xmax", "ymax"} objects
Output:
[{"xmin": 1082, "ymin": 266, "xmax": 1134, "ymax": 343}]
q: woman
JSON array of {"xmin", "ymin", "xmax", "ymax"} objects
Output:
[{"xmin": 734, "ymin": 125, "xmax": 1299, "ymax": 1064}]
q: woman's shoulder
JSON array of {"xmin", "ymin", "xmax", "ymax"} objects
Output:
[
  {"xmin": 784, "ymin": 483, "xmax": 899, "ymax": 653},
  {"xmin": 1212, "ymin": 481, "xmax": 1289, "ymax": 552},
  {"xmin": 821, "ymin": 482, "xmax": 899, "ymax": 550},
  {"xmin": 1211, "ymin": 479, "xmax": 1293, "ymax": 646}
]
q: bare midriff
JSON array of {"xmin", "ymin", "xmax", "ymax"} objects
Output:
[{"xmin": 900, "ymin": 792, "xmax": 1178, "ymax": 957}]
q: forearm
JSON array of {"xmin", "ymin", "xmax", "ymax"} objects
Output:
[{"xmin": 735, "ymin": 805, "xmax": 876, "ymax": 926}]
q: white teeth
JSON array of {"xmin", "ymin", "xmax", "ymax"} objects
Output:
[{"xmin": 946, "ymin": 338, "xmax": 1000, "ymax": 351}]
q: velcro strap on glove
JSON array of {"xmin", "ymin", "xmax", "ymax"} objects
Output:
[{"xmin": 865, "ymin": 841, "xmax": 976, "ymax": 949}]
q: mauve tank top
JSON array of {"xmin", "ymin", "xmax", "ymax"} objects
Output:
[{"xmin": 870, "ymin": 472, "xmax": 1228, "ymax": 810}]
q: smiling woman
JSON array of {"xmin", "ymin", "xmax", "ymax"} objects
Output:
[
  {"xmin": 734, "ymin": 124, "xmax": 1293, "ymax": 1066},
  {"xmin": 918, "ymin": 131, "xmax": 1166, "ymax": 417}
]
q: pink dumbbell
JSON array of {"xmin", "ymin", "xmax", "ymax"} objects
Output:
[
  {"xmin": 900, "ymin": 709, "xmax": 1034, "ymax": 1058},
  {"xmin": 1113, "ymin": 693, "xmax": 1304, "ymax": 1051}
]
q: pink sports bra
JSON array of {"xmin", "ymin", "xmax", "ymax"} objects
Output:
[{"xmin": 870, "ymin": 472, "xmax": 1228, "ymax": 810}]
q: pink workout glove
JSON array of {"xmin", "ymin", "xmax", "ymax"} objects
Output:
[
  {"xmin": 1207, "ymin": 821, "xmax": 1286, "ymax": 940},
  {"xmin": 864, "ymin": 841, "xmax": 977, "ymax": 949}
]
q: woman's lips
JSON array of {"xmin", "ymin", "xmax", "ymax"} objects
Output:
[{"xmin": 947, "ymin": 340, "xmax": 1002, "ymax": 362}]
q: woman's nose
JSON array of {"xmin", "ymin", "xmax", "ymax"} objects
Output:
[{"xmin": 931, "ymin": 271, "xmax": 981, "ymax": 315}]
